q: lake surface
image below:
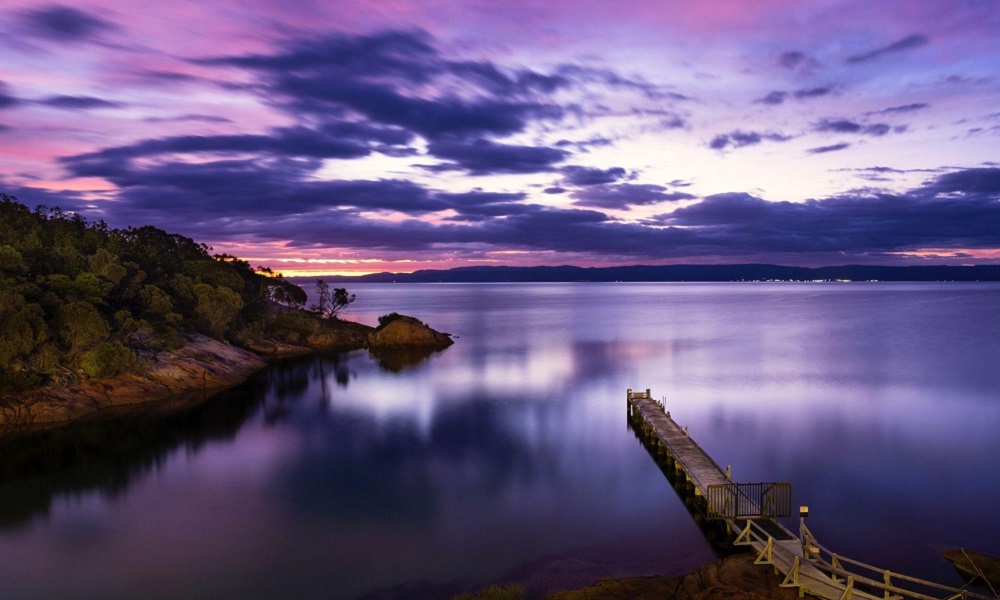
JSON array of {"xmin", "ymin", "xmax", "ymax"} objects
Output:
[{"xmin": 1, "ymin": 283, "xmax": 999, "ymax": 599}]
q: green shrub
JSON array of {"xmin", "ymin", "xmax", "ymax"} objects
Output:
[
  {"xmin": 0, "ymin": 368, "xmax": 40, "ymax": 392},
  {"xmin": 377, "ymin": 312, "xmax": 404, "ymax": 329},
  {"xmin": 80, "ymin": 342, "xmax": 139, "ymax": 378},
  {"xmin": 273, "ymin": 311, "xmax": 317, "ymax": 342}
]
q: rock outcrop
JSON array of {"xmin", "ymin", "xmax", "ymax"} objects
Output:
[
  {"xmin": 942, "ymin": 548, "xmax": 1000, "ymax": 590},
  {"xmin": 547, "ymin": 554, "xmax": 805, "ymax": 600},
  {"xmin": 307, "ymin": 319, "xmax": 374, "ymax": 349},
  {"xmin": 0, "ymin": 334, "xmax": 265, "ymax": 427},
  {"xmin": 367, "ymin": 315, "xmax": 453, "ymax": 348},
  {"xmin": 1, "ymin": 313, "xmax": 453, "ymax": 430}
]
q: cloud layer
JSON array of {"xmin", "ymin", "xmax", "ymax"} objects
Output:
[{"xmin": 1, "ymin": 1, "xmax": 998, "ymax": 271}]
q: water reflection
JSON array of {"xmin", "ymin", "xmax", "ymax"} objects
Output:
[
  {"xmin": 0, "ymin": 382, "xmax": 266, "ymax": 531},
  {"xmin": 369, "ymin": 346, "xmax": 446, "ymax": 372},
  {"xmin": 0, "ymin": 283, "xmax": 997, "ymax": 600}
]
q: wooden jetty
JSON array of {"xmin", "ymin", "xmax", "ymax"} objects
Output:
[{"xmin": 626, "ymin": 388, "xmax": 993, "ymax": 600}]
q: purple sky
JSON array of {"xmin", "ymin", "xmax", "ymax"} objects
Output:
[{"xmin": 1, "ymin": 1, "xmax": 999, "ymax": 275}]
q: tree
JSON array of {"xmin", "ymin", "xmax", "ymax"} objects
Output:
[
  {"xmin": 0, "ymin": 290, "xmax": 46, "ymax": 366},
  {"xmin": 311, "ymin": 279, "xmax": 355, "ymax": 319},
  {"xmin": 56, "ymin": 301, "xmax": 109, "ymax": 354},
  {"xmin": 193, "ymin": 283, "xmax": 243, "ymax": 339}
]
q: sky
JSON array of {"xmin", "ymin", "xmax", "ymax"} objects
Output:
[{"xmin": 1, "ymin": 0, "xmax": 999, "ymax": 275}]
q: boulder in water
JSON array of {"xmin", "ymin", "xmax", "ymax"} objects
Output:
[{"xmin": 367, "ymin": 314, "xmax": 453, "ymax": 349}]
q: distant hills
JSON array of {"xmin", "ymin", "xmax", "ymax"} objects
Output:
[{"xmin": 310, "ymin": 264, "xmax": 1000, "ymax": 283}]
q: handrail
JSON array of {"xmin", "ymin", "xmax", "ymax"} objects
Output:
[{"xmin": 801, "ymin": 523, "xmax": 994, "ymax": 600}]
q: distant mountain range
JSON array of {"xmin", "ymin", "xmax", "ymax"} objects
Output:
[{"xmin": 305, "ymin": 264, "xmax": 1000, "ymax": 283}]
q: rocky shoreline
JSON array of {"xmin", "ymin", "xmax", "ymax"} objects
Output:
[
  {"xmin": 546, "ymin": 553, "xmax": 805, "ymax": 600},
  {"xmin": 0, "ymin": 314, "xmax": 452, "ymax": 430}
]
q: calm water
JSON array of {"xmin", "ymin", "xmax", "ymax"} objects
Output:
[{"xmin": 1, "ymin": 283, "xmax": 999, "ymax": 599}]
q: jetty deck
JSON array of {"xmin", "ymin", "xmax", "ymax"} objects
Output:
[{"xmin": 626, "ymin": 389, "xmax": 992, "ymax": 600}]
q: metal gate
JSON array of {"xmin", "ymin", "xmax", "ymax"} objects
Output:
[{"xmin": 706, "ymin": 482, "xmax": 791, "ymax": 519}]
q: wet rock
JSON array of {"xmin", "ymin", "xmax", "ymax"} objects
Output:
[
  {"xmin": 942, "ymin": 548, "xmax": 1000, "ymax": 590},
  {"xmin": 367, "ymin": 315, "xmax": 453, "ymax": 349}
]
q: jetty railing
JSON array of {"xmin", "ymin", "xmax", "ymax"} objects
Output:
[{"xmin": 796, "ymin": 520, "xmax": 994, "ymax": 600}]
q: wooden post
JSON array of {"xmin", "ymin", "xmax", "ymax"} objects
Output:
[
  {"xmin": 755, "ymin": 536, "xmax": 774, "ymax": 565},
  {"xmin": 831, "ymin": 555, "xmax": 842, "ymax": 582},
  {"xmin": 839, "ymin": 576, "xmax": 855, "ymax": 600},
  {"xmin": 780, "ymin": 556, "xmax": 801, "ymax": 590}
]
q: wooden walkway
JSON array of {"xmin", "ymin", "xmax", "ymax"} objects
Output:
[{"xmin": 626, "ymin": 389, "xmax": 992, "ymax": 600}]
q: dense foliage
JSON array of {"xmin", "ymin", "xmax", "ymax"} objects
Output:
[{"xmin": 0, "ymin": 194, "xmax": 311, "ymax": 391}]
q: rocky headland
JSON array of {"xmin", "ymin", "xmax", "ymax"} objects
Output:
[{"xmin": 0, "ymin": 314, "xmax": 452, "ymax": 429}]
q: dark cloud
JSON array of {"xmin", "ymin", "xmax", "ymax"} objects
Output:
[
  {"xmin": 571, "ymin": 183, "xmax": 695, "ymax": 210},
  {"xmin": 203, "ymin": 30, "xmax": 566, "ymax": 139},
  {"xmin": 778, "ymin": 51, "xmax": 807, "ymax": 69},
  {"xmin": 143, "ymin": 114, "xmax": 234, "ymax": 124},
  {"xmin": 757, "ymin": 87, "xmax": 832, "ymax": 105},
  {"xmin": 943, "ymin": 75, "xmax": 990, "ymax": 86},
  {"xmin": 921, "ymin": 168, "xmax": 1000, "ymax": 196},
  {"xmin": 18, "ymin": 4, "xmax": 117, "ymax": 42},
  {"xmin": 0, "ymin": 124, "xmax": 10, "ymax": 133},
  {"xmin": 815, "ymin": 119, "xmax": 862, "ymax": 133},
  {"xmin": 553, "ymin": 65, "xmax": 689, "ymax": 101},
  {"xmin": 659, "ymin": 115, "xmax": 687, "ymax": 129},
  {"xmin": 757, "ymin": 91, "xmax": 788, "ymax": 105},
  {"xmin": 61, "ymin": 123, "xmax": 415, "ymax": 178},
  {"xmin": 554, "ymin": 136, "xmax": 614, "ymax": 152},
  {"xmin": 868, "ymin": 103, "xmax": 929, "ymax": 115},
  {"xmin": 659, "ymin": 173, "xmax": 1000, "ymax": 256},
  {"xmin": 0, "ymin": 82, "xmax": 19, "ymax": 109},
  {"xmin": 807, "ymin": 143, "xmax": 851, "ymax": 154},
  {"xmin": 435, "ymin": 191, "xmax": 526, "ymax": 206},
  {"xmin": 16, "ymin": 165, "xmax": 1000, "ymax": 264},
  {"xmin": 794, "ymin": 86, "xmax": 833, "ymax": 99},
  {"xmin": 561, "ymin": 166, "xmax": 628, "ymax": 186},
  {"xmin": 846, "ymin": 34, "xmax": 929, "ymax": 64},
  {"xmin": 37, "ymin": 95, "xmax": 121, "ymax": 109},
  {"xmin": 319, "ymin": 121, "xmax": 412, "ymax": 147},
  {"xmin": 544, "ymin": 187, "xmax": 567, "ymax": 194},
  {"xmin": 776, "ymin": 51, "xmax": 822, "ymax": 75},
  {"xmin": 64, "ymin": 155, "xmax": 449, "ymax": 219},
  {"xmin": 436, "ymin": 191, "xmax": 532, "ymax": 222},
  {"xmin": 864, "ymin": 123, "xmax": 891, "ymax": 136},
  {"xmin": 814, "ymin": 119, "xmax": 892, "ymax": 136},
  {"xmin": 423, "ymin": 139, "xmax": 568, "ymax": 175},
  {"xmin": 709, "ymin": 130, "xmax": 791, "ymax": 150}
]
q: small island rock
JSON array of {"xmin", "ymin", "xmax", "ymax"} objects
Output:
[{"xmin": 367, "ymin": 315, "xmax": 453, "ymax": 349}]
